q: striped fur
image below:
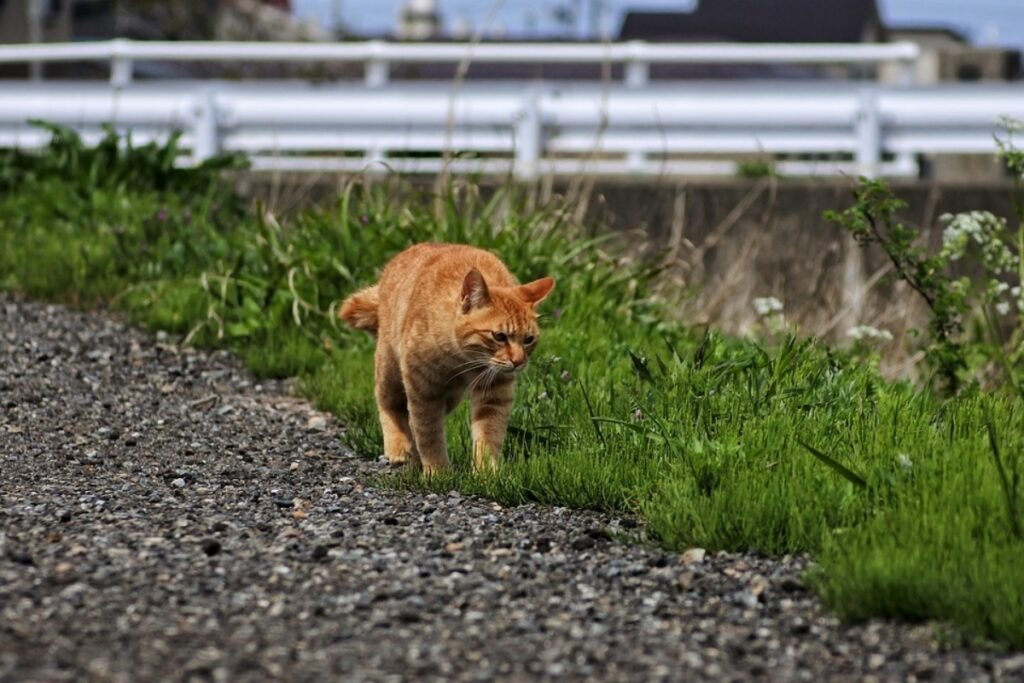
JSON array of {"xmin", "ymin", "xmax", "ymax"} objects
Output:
[{"xmin": 339, "ymin": 243, "xmax": 554, "ymax": 474}]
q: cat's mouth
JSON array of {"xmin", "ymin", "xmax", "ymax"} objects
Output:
[{"xmin": 493, "ymin": 361, "xmax": 525, "ymax": 375}]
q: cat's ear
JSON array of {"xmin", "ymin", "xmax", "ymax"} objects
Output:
[
  {"xmin": 460, "ymin": 269, "xmax": 491, "ymax": 312},
  {"xmin": 517, "ymin": 277, "xmax": 555, "ymax": 307}
]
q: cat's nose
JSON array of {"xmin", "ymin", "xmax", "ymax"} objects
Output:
[{"xmin": 510, "ymin": 348, "xmax": 526, "ymax": 367}]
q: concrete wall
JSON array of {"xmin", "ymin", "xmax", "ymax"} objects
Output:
[{"xmin": 584, "ymin": 179, "xmax": 1017, "ymax": 368}]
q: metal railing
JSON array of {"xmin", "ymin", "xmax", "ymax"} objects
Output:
[
  {"xmin": 0, "ymin": 38, "xmax": 921, "ymax": 87},
  {"xmin": 0, "ymin": 40, "xmax": 1020, "ymax": 179}
]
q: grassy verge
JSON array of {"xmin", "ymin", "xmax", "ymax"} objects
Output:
[{"xmin": 2, "ymin": 128, "xmax": 1022, "ymax": 649}]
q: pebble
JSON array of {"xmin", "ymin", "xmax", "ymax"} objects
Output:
[
  {"xmin": 681, "ymin": 547, "xmax": 707, "ymax": 565},
  {"xmin": 200, "ymin": 539, "xmax": 222, "ymax": 557}
]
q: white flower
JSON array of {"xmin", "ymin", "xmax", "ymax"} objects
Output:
[
  {"xmin": 938, "ymin": 211, "xmax": 1015, "ymax": 270},
  {"xmin": 897, "ymin": 453, "xmax": 913, "ymax": 471},
  {"xmin": 753, "ymin": 297, "xmax": 784, "ymax": 316},
  {"xmin": 997, "ymin": 302, "xmax": 1011, "ymax": 316},
  {"xmin": 847, "ymin": 325, "xmax": 893, "ymax": 342}
]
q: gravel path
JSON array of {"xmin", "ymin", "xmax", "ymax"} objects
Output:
[{"xmin": 1, "ymin": 294, "xmax": 1021, "ymax": 683}]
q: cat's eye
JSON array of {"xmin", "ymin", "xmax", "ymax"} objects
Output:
[
  {"xmin": 492, "ymin": 331, "xmax": 508, "ymax": 343},
  {"xmin": 524, "ymin": 335, "xmax": 536, "ymax": 345}
]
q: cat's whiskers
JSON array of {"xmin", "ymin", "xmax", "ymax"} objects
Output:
[
  {"xmin": 447, "ymin": 356, "xmax": 492, "ymax": 383},
  {"xmin": 468, "ymin": 365, "xmax": 498, "ymax": 394},
  {"xmin": 468, "ymin": 366, "xmax": 488, "ymax": 390},
  {"xmin": 474, "ymin": 366, "xmax": 501, "ymax": 394}
]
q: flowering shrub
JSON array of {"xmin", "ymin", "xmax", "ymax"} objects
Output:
[
  {"xmin": 826, "ymin": 118, "xmax": 1024, "ymax": 398},
  {"xmin": 750, "ymin": 295, "xmax": 788, "ymax": 339},
  {"xmin": 846, "ymin": 325, "xmax": 893, "ymax": 343}
]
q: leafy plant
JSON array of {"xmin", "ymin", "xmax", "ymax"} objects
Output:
[{"xmin": 826, "ymin": 119, "xmax": 1024, "ymax": 398}]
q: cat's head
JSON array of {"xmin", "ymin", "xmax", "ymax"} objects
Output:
[{"xmin": 454, "ymin": 269, "xmax": 555, "ymax": 375}]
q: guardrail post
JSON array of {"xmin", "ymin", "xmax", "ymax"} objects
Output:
[
  {"xmin": 27, "ymin": 0, "xmax": 44, "ymax": 80},
  {"xmin": 892, "ymin": 58, "xmax": 918, "ymax": 176},
  {"xmin": 192, "ymin": 90, "xmax": 220, "ymax": 164},
  {"xmin": 855, "ymin": 89, "xmax": 880, "ymax": 178},
  {"xmin": 624, "ymin": 42, "xmax": 648, "ymax": 169},
  {"xmin": 110, "ymin": 56, "xmax": 133, "ymax": 88},
  {"xmin": 109, "ymin": 38, "xmax": 133, "ymax": 88},
  {"xmin": 624, "ymin": 41, "xmax": 649, "ymax": 87},
  {"xmin": 897, "ymin": 58, "xmax": 915, "ymax": 87},
  {"xmin": 364, "ymin": 145, "xmax": 385, "ymax": 168},
  {"xmin": 365, "ymin": 40, "xmax": 389, "ymax": 88},
  {"xmin": 514, "ymin": 91, "xmax": 541, "ymax": 181}
]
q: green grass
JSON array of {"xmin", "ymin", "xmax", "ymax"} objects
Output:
[{"xmin": 2, "ymin": 126, "xmax": 1022, "ymax": 650}]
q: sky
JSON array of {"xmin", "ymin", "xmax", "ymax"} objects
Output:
[{"xmin": 292, "ymin": 0, "xmax": 1024, "ymax": 49}]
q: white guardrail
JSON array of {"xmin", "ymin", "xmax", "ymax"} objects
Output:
[{"xmin": 0, "ymin": 40, "xmax": 1021, "ymax": 179}]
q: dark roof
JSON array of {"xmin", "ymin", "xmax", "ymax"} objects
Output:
[{"xmin": 619, "ymin": 0, "xmax": 883, "ymax": 43}]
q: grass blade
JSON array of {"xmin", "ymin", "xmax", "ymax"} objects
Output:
[{"xmin": 796, "ymin": 439, "xmax": 868, "ymax": 489}]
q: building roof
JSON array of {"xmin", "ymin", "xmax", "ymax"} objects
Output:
[{"xmin": 619, "ymin": 0, "xmax": 884, "ymax": 43}]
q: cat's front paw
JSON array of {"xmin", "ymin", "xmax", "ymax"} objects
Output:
[{"xmin": 385, "ymin": 448, "xmax": 419, "ymax": 468}]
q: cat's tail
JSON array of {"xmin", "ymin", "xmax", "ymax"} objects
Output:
[{"xmin": 339, "ymin": 285, "xmax": 379, "ymax": 334}]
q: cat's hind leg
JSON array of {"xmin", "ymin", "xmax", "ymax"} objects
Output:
[{"xmin": 375, "ymin": 348, "xmax": 418, "ymax": 467}]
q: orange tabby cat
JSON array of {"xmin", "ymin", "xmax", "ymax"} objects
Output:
[{"xmin": 339, "ymin": 243, "xmax": 554, "ymax": 474}]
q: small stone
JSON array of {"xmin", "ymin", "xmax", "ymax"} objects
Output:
[
  {"xmin": 170, "ymin": 478, "xmax": 186, "ymax": 489},
  {"xmin": 306, "ymin": 415, "xmax": 327, "ymax": 432},
  {"xmin": 749, "ymin": 574, "xmax": 770, "ymax": 598},
  {"xmin": 778, "ymin": 576, "xmax": 804, "ymax": 593},
  {"xmin": 571, "ymin": 536, "xmax": 596, "ymax": 551},
  {"xmin": 681, "ymin": 547, "xmax": 706, "ymax": 565},
  {"xmin": 647, "ymin": 554, "xmax": 669, "ymax": 568},
  {"xmin": 311, "ymin": 545, "xmax": 329, "ymax": 561},
  {"xmin": 997, "ymin": 655, "xmax": 1024, "ymax": 676},
  {"xmin": 867, "ymin": 654, "xmax": 886, "ymax": 670},
  {"xmin": 8, "ymin": 550, "xmax": 33, "ymax": 565},
  {"xmin": 52, "ymin": 562, "xmax": 75, "ymax": 583}
]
